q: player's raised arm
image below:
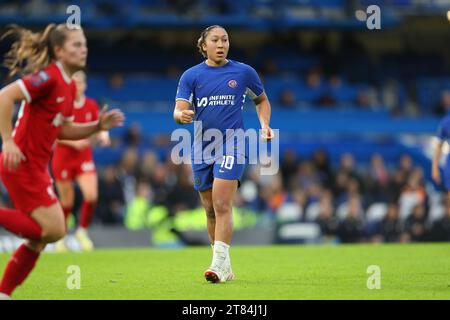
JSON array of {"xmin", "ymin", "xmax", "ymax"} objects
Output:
[
  {"xmin": 58, "ymin": 107, "xmax": 124, "ymax": 140},
  {"xmin": 173, "ymin": 99, "xmax": 194, "ymax": 124},
  {"xmin": 0, "ymin": 82, "xmax": 28, "ymax": 170}
]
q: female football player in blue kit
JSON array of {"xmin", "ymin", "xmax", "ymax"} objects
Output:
[
  {"xmin": 432, "ymin": 112, "xmax": 450, "ymax": 195},
  {"xmin": 173, "ymin": 25, "xmax": 274, "ymax": 283}
]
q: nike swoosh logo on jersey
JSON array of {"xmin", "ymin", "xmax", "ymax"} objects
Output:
[{"xmin": 56, "ymin": 96, "xmax": 65, "ymax": 103}]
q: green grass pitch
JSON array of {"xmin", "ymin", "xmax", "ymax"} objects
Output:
[{"xmin": 1, "ymin": 243, "xmax": 449, "ymax": 300}]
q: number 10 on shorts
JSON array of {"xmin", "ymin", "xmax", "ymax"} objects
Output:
[{"xmin": 220, "ymin": 155, "xmax": 235, "ymax": 171}]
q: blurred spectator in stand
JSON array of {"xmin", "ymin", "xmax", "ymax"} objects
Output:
[
  {"xmin": 333, "ymin": 153, "xmax": 363, "ymax": 199},
  {"xmin": 433, "ymin": 90, "xmax": 450, "ymax": 117},
  {"xmin": 316, "ymin": 93, "xmax": 337, "ymax": 107},
  {"xmin": 280, "ymin": 149, "xmax": 298, "ymax": 189},
  {"xmin": 398, "ymin": 154, "xmax": 414, "ymax": 181},
  {"xmin": 296, "ymin": 160, "xmax": 320, "ymax": 191},
  {"xmin": 109, "ymin": 72, "xmax": 124, "ymax": 90},
  {"xmin": 398, "ymin": 167, "xmax": 427, "ymax": 221},
  {"xmin": 315, "ymin": 194, "xmax": 338, "ymax": 241},
  {"xmin": 329, "ymin": 74, "xmax": 342, "ymax": 90},
  {"xmin": 137, "ymin": 151, "xmax": 158, "ymax": 182},
  {"xmin": 261, "ymin": 173, "xmax": 287, "ymax": 214},
  {"xmin": 97, "ymin": 165, "xmax": 126, "ymax": 224},
  {"xmin": 386, "ymin": 170, "xmax": 404, "ymax": 203},
  {"xmin": 291, "ymin": 187, "xmax": 308, "ymax": 215},
  {"xmin": 365, "ymin": 153, "xmax": 390, "ymax": 202},
  {"xmin": 307, "ymin": 182, "xmax": 323, "ymax": 204},
  {"xmin": 125, "ymin": 180, "xmax": 153, "ymax": 230},
  {"xmin": 118, "ymin": 147, "xmax": 139, "ymax": 205},
  {"xmin": 316, "ymin": 73, "xmax": 338, "ymax": 107},
  {"xmin": 337, "ymin": 177, "xmax": 362, "ymax": 206},
  {"xmin": 304, "ymin": 67, "xmax": 324, "ymax": 105},
  {"xmin": 354, "ymin": 89, "xmax": 371, "ymax": 108},
  {"xmin": 338, "ymin": 153, "xmax": 360, "ymax": 179},
  {"xmin": 166, "ymin": 165, "xmax": 198, "ymax": 216},
  {"xmin": 311, "ymin": 148, "xmax": 333, "ymax": 187},
  {"xmin": 123, "ymin": 122, "xmax": 142, "ymax": 147},
  {"xmin": 150, "ymin": 163, "xmax": 173, "ymax": 206},
  {"xmin": 277, "ymin": 187, "xmax": 308, "ymax": 223},
  {"xmin": 337, "ymin": 195, "xmax": 365, "ymax": 243},
  {"xmin": 239, "ymin": 178, "xmax": 264, "ymax": 212},
  {"xmin": 242, "ymin": 171, "xmax": 268, "ymax": 213},
  {"xmin": 378, "ymin": 202, "xmax": 402, "ymax": 243},
  {"xmin": 386, "ymin": 154, "xmax": 413, "ymax": 203},
  {"xmin": 317, "ymin": 72, "xmax": 341, "ymax": 107},
  {"xmin": 262, "ymin": 59, "xmax": 279, "ymax": 76},
  {"xmin": 278, "ymin": 88, "xmax": 297, "ymax": 108},
  {"xmin": 429, "ymin": 197, "xmax": 450, "ymax": 241},
  {"xmin": 401, "ymin": 203, "xmax": 428, "ymax": 242},
  {"xmin": 381, "ymin": 78, "xmax": 402, "ymax": 115}
]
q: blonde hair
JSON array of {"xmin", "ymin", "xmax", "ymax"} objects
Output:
[
  {"xmin": 2, "ymin": 23, "xmax": 79, "ymax": 78},
  {"xmin": 196, "ymin": 25, "xmax": 225, "ymax": 58}
]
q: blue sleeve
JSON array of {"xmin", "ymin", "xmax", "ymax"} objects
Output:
[
  {"xmin": 175, "ymin": 70, "xmax": 194, "ymax": 104},
  {"xmin": 245, "ymin": 65, "xmax": 264, "ymax": 99},
  {"xmin": 437, "ymin": 118, "xmax": 449, "ymax": 141}
]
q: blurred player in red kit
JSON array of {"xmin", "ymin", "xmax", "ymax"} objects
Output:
[
  {"xmin": 52, "ymin": 70, "xmax": 111, "ymax": 252},
  {"xmin": 0, "ymin": 23, "xmax": 124, "ymax": 299}
]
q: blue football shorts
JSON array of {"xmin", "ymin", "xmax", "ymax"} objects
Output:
[{"xmin": 192, "ymin": 154, "xmax": 246, "ymax": 192}]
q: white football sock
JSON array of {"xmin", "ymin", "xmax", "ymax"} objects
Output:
[{"xmin": 211, "ymin": 241, "xmax": 229, "ymax": 270}]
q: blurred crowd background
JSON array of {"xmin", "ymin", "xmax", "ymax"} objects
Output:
[{"xmin": 1, "ymin": 0, "xmax": 450, "ymax": 245}]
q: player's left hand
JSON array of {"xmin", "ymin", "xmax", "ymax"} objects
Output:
[
  {"xmin": 99, "ymin": 105, "xmax": 125, "ymax": 131},
  {"xmin": 261, "ymin": 127, "xmax": 274, "ymax": 141}
]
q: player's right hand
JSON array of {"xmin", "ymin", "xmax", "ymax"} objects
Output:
[
  {"xmin": 179, "ymin": 110, "xmax": 194, "ymax": 124},
  {"xmin": 432, "ymin": 167, "xmax": 441, "ymax": 184},
  {"xmin": 99, "ymin": 106, "xmax": 125, "ymax": 130},
  {"xmin": 2, "ymin": 139, "xmax": 26, "ymax": 171}
]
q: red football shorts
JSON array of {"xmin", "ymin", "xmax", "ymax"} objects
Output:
[
  {"xmin": 0, "ymin": 154, "xmax": 58, "ymax": 215},
  {"xmin": 51, "ymin": 147, "xmax": 96, "ymax": 181}
]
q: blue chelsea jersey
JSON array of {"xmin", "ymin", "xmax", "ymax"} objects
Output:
[
  {"xmin": 175, "ymin": 60, "xmax": 265, "ymax": 164},
  {"xmin": 176, "ymin": 59, "xmax": 264, "ymax": 133}
]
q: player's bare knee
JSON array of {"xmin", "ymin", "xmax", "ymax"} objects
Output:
[
  {"xmin": 212, "ymin": 198, "xmax": 232, "ymax": 215},
  {"xmin": 41, "ymin": 225, "xmax": 66, "ymax": 243},
  {"xmin": 201, "ymin": 198, "xmax": 215, "ymax": 218}
]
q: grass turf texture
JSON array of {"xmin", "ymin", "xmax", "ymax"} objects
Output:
[{"xmin": 1, "ymin": 243, "xmax": 449, "ymax": 300}]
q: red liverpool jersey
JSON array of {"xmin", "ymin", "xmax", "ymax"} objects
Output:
[
  {"xmin": 71, "ymin": 96, "xmax": 99, "ymax": 131},
  {"xmin": 14, "ymin": 61, "xmax": 76, "ymax": 170},
  {"xmin": 54, "ymin": 96, "xmax": 100, "ymax": 153}
]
